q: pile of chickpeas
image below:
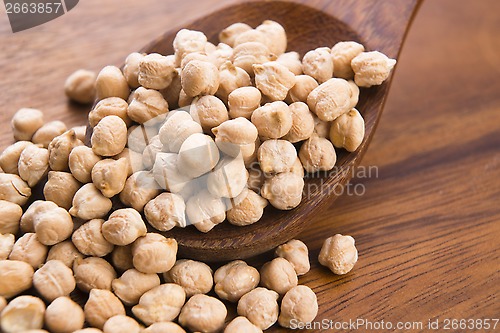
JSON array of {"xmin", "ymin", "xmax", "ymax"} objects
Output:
[{"xmin": 0, "ymin": 19, "xmax": 395, "ymax": 332}]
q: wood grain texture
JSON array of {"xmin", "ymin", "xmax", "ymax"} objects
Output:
[{"xmin": 0, "ymin": 0, "xmax": 499, "ymax": 332}]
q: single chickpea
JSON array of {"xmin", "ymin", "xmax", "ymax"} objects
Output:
[
  {"xmin": 313, "ymin": 115, "xmax": 331, "ymax": 138},
  {"xmin": 91, "ymin": 158, "xmax": 129, "ymax": 197},
  {"xmin": 44, "ymin": 171, "xmax": 81, "ymax": 210},
  {"xmin": 10, "ymin": 108, "xmax": 44, "ymax": 141},
  {"xmin": 173, "ymin": 29, "xmax": 208, "ymax": 66},
  {"xmin": 319, "ymin": 234, "xmax": 358, "ymax": 274},
  {"xmin": 330, "ymin": 108, "xmax": 365, "ymax": 152},
  {"xmin": 0, "ymin": 260, "xmax": 34, "ymax": 298},
  {"xmin": 178, "ymin": 294, "xmax": 227, "ymax": 333},
  {"xmin": 227, "ymin": 188, "xmax": 268, "ymax": 226},
  {"xmin": 260, "ymin": 257, "xmax": 298, "ymax": 295},
  {"xmin": 138, "ymin": 53, "xmax": 177, "ymax": 90},
  {"xmin": 225, "ymin": 316, "xmax": 263, "ymax": 333},
  {"xmin": 143, "ymin": 322, "xmax": 186, "ymax": 333},
  {"xmin": 237, "ymin": 287, "xmax": 279, "ymax": 330},
  {"xmin": 278, "ymin": 285, "xmax": 318, "ymax": 328},
  {"xmin": 212, "ymin": 117, "xmax": 258, "ymax": 157},
  {"xmin": 178, "ymin": 133, "xmax": 220, "ymax": 178},
  {"xmin": 256, "ymin": 20, "xmax": 287, "ymax": 55},
  {"xmin": 0, "ymin": 295, "xmax": 45, "ymax": 333},
  {"xmin": 70, "ymin": 183, "xmax": 113, "ymax": 220},
  {"xmin": 190, "ymin": 95, "xmax": 229, "ymax": 132},
  {"xmin": 282, "ymin": 102, "xmax": 315, "ymax": 143},
  {"xmin": 95, "ymin": 65, "xmax": 130, "ymax": 100},
  {"xmin": 232, "ymin": 42, "xmax": 277, "ymax": 76},
  {"xmin": 214, "ymin": 260, "xmax": 260, "ymax": 302},
  {"xmin": 102, "ymin": 208, "xmax": 147, "ymax": 246},
  {"xmin": 299, "ymin": 134, "xmax": 337, "ymax": 172},
  {"xmin": 91, "ymin": 115, "xmax": 127, "ymax": 157},
  {"xmin": 286, "ymin": 74, "xmax": 318, "ymax": 104},
  {"xmin": 112, "ymin": 268, "xmax": 160, "ymax": 306},
  {"xmin": 18, "ymin": 144, "xmax": 49, "ymax": 187},
  {"xmin": 128, "ymin": 87, "xmax": 169, "ymax": 125},
  {"xmin": 164, "ymin": 259, "xmax": 213, "ymax": 297},
  {"xmin": 69, "ymin": 146, "xmax": 101, "ymax": 183},
  {"xmin": 181, "ymin": 60, "xmax": 220, "ymax": 97},
  {"xmin": 32, "ymin": 201, "xmax": 74, "ymax": 246},
  {"xmin": 216, "ymin": 62, "xmax": 251, "ymax": 103},
  {"xmin": 277, "ymin": 51, "xmax": 302, "ymax": 75},
  {"xmin": 64, "ymin": 69, "xmax": 97, "ymax": 104},
  {"xmin": 119, "ymin": 171, "xmax": 161, "ymax": 212},
  {"xmin": 142, "ymin": 136, "xmax": 164, "ymax": 170},
  {"xmin": 132, "ymin": 233, "xmax": 177, "ymax": 274},
  {"xmin": 158, "ymin": 111, "xmax": 203, "ymax": 153},
  {"xmin": 331, "ymin": 41, "xmax": 365, "ymax": 79},
  {"xmin": 258, "ymin": 139, "xmax": 297, "ymax": 173},
  {"xmin": 302, "ymin": 47, "xmax": 334, "ymax": 83},
  {"xmin": 207, "ymin": 155, "xmax": 248, "ymax": 198},
  {"xmin": 46, "ymin": 240, "xmax": 84, "ymax": 268},
  {"xmin": 159, "ymin": 68, "xmax": 182, "ymax": 108},
  {"xmin": 234, "ymin": 29, "xmax": 270, "ymax": 48},
  {"xmin": 0, "ymin": 233, "xmax": 15, "ymax": 260},
  {"xmin": 219, "ymin": 22, "xmax": 252, "ymax": 47},
  {"xmin": 115, "ymin": 148, "xmax": 144, "ymax": 177},
  {"xmin": 144, "ymin": 192, "xmax": 187, "ymax": 231},
  {"xmin": 0, "ymin": 200, "xmax": 22, "ymax": 234},
  {"xmin": 132, "ymin": 283, "xmax": 186, "ymax": 325},
  {"xmin": 45, "ymin": 296, "xmax": 85, "ymax": 333},
  {"xmin": 0, "ymin": 141, "xmax": 33, "ymax": 175},
  {"xmin": 9, "ymin": 233, "xmax": 48, "ymax": 269},
  {"xmin": 253, "ymin": 62, "xmax": 296, "ymax": 101},
  {"xmin": 0, "ymin": 174, "xmax": 31, "ymax": 206},
  {"xmin": 103, "ymin": 315, "xmax": 141, "ymax": 333},
  {"xmin": 127, "ymin": 124, "xmax": 159, "ymax": 153},
  {"xmin": 84, "ymin": 289, "xmax": 126, "ymax": 329},
  {"xmin": 307, "ymin": 78, "xmax": 358, "ymax": 121},
  {"xmin": 33, "ymin": 260, "xmax": 75, "ymax": 302},
  {"xmin": 152, "ymin": 153, "xmax": 192, "ymax": 193},
  {"xmin": 261, "ymin": 172, "xmax": 304, "ymax": 210},
  {"xmin": 74, "ymin": 257, "xmax": 117, "ymax": 292},
  {"xmin": 111, "ymin": 245, "xmax": 134, "ymax": 272},
  {"xmin": 123, "ymin": 52, "xmax": 145, "ymax": 88},
  {"xmin": 275, "ymin": 239, "xmax": 310, "ymax": 276},
  {"xmin": 208, "ymin": 42, "xmax": 234, "ymax": 68},
  {"xmin": 351, "ymin": 51, "xmax": 397, "ymax": 87},
  {"xmin": 228, "ymin": 86, "xmax": 262, "ymax": 119},
  {"xmin": 89, "ymin": 97, "xmax": 131, "ymax": 127},
  {"xmin": 72, "ymin": 219, "xmax": 114, "ymax": 257},
  {"xmin": 186, "ymin": 189, "xmax": 226, "ymax": 233},
  {"xmin": 251, "ymin": 101, "xmax": 292, "ymax": 139},
  {"xmin": 32, "ymin": 120, "xmax": 67, "ymax": 148}
]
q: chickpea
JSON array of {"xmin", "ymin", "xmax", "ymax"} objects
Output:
[
  {"xmin": 0, "ymin": 233, "xmax": 15, "ymax": 260},
  {"xmin": 91, "ymin": 115, "xmax": 127, "ymax": 157},
  {"xmin": 289, "ymin": 156, "xmax": 305, "ymax": 177},
  {"xmin": 132, "ymin": 233, "xmax": 177, "ymax": 274},
  {"xmin": 96, "ymin": 65, "xmax": 130, "ymax": 100},
  {"xmin": 181, "ymin": 60, "xmax": 220, "ymax": 97},
  {"xmin": 313, "ymin": 115, "xmax": 331, "ymax": 138},
  {"xmin": 0, "ymin": 200, "xmax": 22, "ymax": 234},
  {"xmin": 71, "ymin": 125, "xmax": 87, "ymax": 142},
  {"xmin": 302, "ymin": 47, "xmax": 334, "ymax": 83},
  {"xmin": 91, "ymin": 158, "xmax": 129, "ymax": 197},
  {"xmin": 115, "ymin": 148, "xmax": 143, "ymax": 177},
  {"xmin": 219, "ymin": 22, "xmax": 252, "ymax": 47},
  {"xmin": 72, "ymin": 219, "xmax": 114, "ymax": 257},
  {"xmin": 164, "ymin": 259, "xmax": 213, "ymax": 297},
  {"xmin": 173, "ymin": 29, "xmax": 208, "ymax": 66},
  {"xmin": 44, "ymin": 171, "xmax": 81, "ymax": 209},
  {"xmin": 20, "ymin": 200, "xmax": 46, "ymax": 233},
  {"xmin": 299, "ymin": 134, "xmax": 337, "ymax": 172},
  {"xmin": 46, "ymin": 240, "xmax": 83, "ymax": 268},
  {"xmin": 11, "ymin": 108, "xmax": 44, "ymax": 141},
  {"xmin": 0, "ymin": 141, "xmax": 33, "ymax": 175},
  {"xmin": 33, "ymin": 205, "xmax": 73, "ymax": 247},
  {"xmin": 258, "ymin": 139, "xmax": 297, "ymax": 173},
  {"xmin": 178, "ymin": 89, "xmax": 194, "ymax": 107},
  {"xmin": 9, "ymin": 233, "xmax": 48, "ymax": 269},
  {"xmin": 319, "ymin": 234, "xmax": 358, "ymax": 274},
  {"xmin": 237, "ymin": 287, "xmax": 279, "ymax": 330},
  {"xmin": 152, "ymin": 153, "xmax": 191, "ymax": 193},
  {"xmin": 45, "ymin": 296, "xmax": 85, "ymax": 333},
  {"xmin": 180, "ymin": 52, "xmax": 210, "ymax": 69},
  {"xmin": 282, "ymin": 102, "xmax": 315, "ymax": 143},
  {"xmin": 70, "ymin": 183, "xmax": 112, "ymax": 220},
  {"xmin": 32, "ymin": 120, "xmax": 67, "ymax": 148},
  {"xmin": 212, "ymin": 117, "xmax": 258, "ymax": 157},
  {"xmin": 225, "ymin": 316, "xmax": 263, "ymax": 333},
  {"xmin": 33, "ymin": 260, "xmax": 75, "ymax": 301},
  {"xmin": 227, "ymin": 188, "xmax": 268, "ymax": 226},
  {"xmin": 89, "ymin": 97, "xmax": 131, "ymax": 127},
  {"xmin": 207, "ymin": 155, "xmax": 248, "ymax": 198},
  {"xmin": 144, "ymin": 192, "xmax": 187, "ymax": 231},
  {"xmin": 144, "ymin": 322, "xmax": 186, "ymax": 333},
  {"xmin": 232, "ymin": 42, "xmax": 277, "ymax": 76},
  {"xmin": 111, "ymin": 245, "xmax": 134, "ymax": 272},
  {"xmin": 214, "ymin": 260, "xmax": 260, "ymax": 302},
  {"xmin": 112, "ymin": 268, "xmax": 160, "ymax": 306},
  {"xmin": 256, "ymin": 20, "xmax": 287, "ymax": 55},
  {"xmin": 69, "ymin": 146, "xmax": 101, "ymax": 183},
  {"xmin": 351, "ymin": 50, "xmax": 396, "ymax": 87},
  {"xmin": 190, "ymin": 95, "xmax": 229, "ymax": 132},
  {"xmin": 251, "ymin": 101, "xmax": 292, "ymax": 139},
  {"xmin": 253, "ymin": 61, "xmax": 296, "ymax": 101},
  {"xmin": 0, "ymin": 173, "xmax": 31, "ymax": 206},
  {"xmin": 0, "ymin": 260, "xmax": 34, "ymax": 298},
  {"xmin": 128, "ymin": 87, "xmax": 169, "ymax": 125},
  {"xmin": 142, "ymin": 136, "xmax": 164, "ymax": 170},
  {"xmin": 102, "ymin": 208, "xmax": 147, "ymax": 246},
  {"xmin": 119, "ymin": 171, "xmax": 161, "ymax": 212},
  {"xmin": 158, "ymin": 111, "xmax": 203, "ymax": 153},
  {"xmin": 330, "ymin": 41, "xmax": 365, "ymax": 79},
  {"xmin": 178, "ymin": 294, "xmax": 227, "ymax": 333},
  {"xmin": 234, "ymin": 29, "xmax": 269, "ymax": 48},
  {"xmin": 277, "ymin": 51, "xmax": 302, "ymax": 75},
  {"xmin": 186, "ymin": 189, "xmax": 226, "ymax": 233},
  {"xmin": 307, "ymin": 77, "xmax": 358, "ymax": 121},
  {"xmin": 0, "ymin": 295, "xmax": 45, "ymax": 333},
  {"xmin": 178, "ymin": 133, "xmax": 220, "ymax": 178},
  {"xmin": 132, "ymin": 283, "xmax": 186, "ymax": 325},
  {"xmin": 261, "ymin": 172, "xmax": 304, "ymax": 210},
  {"xmin": 64, "ymin": 69, "xmax": 97, "ymax": 104},
  {"xmin": 138, "ymin": 53, "xmax": 176, "ymax": 90},
  {"xmin": 216, "ymin": 62, "xmax": 251, "ymax": 102},
  {"xmin": 0, "ymin": 295, "xmax": 6, "ymax": 312},
  {"xmin": 159, "ymin": 68, "xmax": 182, "ymax": 108},
  {"xmin": 260, "ymin": 257, "xmax": 298, "ymax": 295},
  {"xmin": 127, "ymin": 124, "xmax": 159, "ymax": 153},
  {"xmin": 228, "ymin": 86, "xmax": 262, "ymax": 119},
  {"xmin": 74, "ymin": 257, "xmax": 117, "ymax": 292},
  {"xmin": 286, "ymin": 74, "xmax": 319, "ymax": 104},
  {"xmin": 18, "ymin": 144, "xmax": 49, "ymax": 187},
  {"xmin": 84, "ymin": 289, "xmax": 126, "ymax": 329},
  {"xmin": 123, "ymin": 52, "xmax": 145, "ymax": 89},
  {"xmin": 103, "ymin": 315, "xmax": 141, "ymax": 333},
  {"xmin": 275, "ymin": 239, "xmax": 310, "ymax": 275},
  {"xmin": 278, "ymin": 285, "xmax": 318, "ymax": 328},
  {"xmin": 330, "ymin": 108, "xmax": 365, "ymax": 152}
]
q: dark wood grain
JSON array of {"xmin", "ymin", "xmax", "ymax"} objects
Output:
[{"xmin": 1, "ymin": 0, "xmax": 499, "ymax": 332}]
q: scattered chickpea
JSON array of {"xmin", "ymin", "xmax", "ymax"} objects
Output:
[
  {"xmin": 32, "ymin": 120, "xmax": 67, "ymax": 148},
  {"xmin": 251, "ymin": 101, "xmax": 292, "ymax": 139},
  {"xmin": 351, "ymin": 50, "xmax": 397, "ymax": 87},
  {"xmin": 319, "ymin": 234, "xmax": 358, "ymax": 274},
  {"xmin": 330, "ymin": 108, "xmax": 365, "ymax": 152},
  {"xmin": 95, "ymin": 65, "xmax": 130, "ymax": 100},
  {"xmin": 214, "ymin": 260, "xmax": 260, "ymax": 302},
  {"xmin": 84, "ymin": 289, "xmax": 126, "ymax": 329},
  {"xmin": 178, "ymin": 133, "xmax": 220, "ymax": 178},
  {"xmin": 64, "ymin": 69, "xmax": 97, "ymax": 104},
  {"xmin": 9, "ymin": 233, "xmax": 48, "ymax": 269},
  {"xmin": 127, "ymin": 124, "xmax": 159, "ymax": 153},
  {"xmin": 178, "ymin": 294, "xmax": 227, "ymax": 333},
  {"xmin": 69, "ymin": 146, "xmax": 101, "ymax": 183},
  {"xmin": 128, "ymin": 87, "xmax": 169, "ymax": 124},
  {"xmin": 132, "ymin": 283, "xmax": 186, "ymax": 325},
  {"xmin": 299, "ymin": 134, "xmax": 337, "ymax": 172},
  {"xmin": 260, "ymin": 257, "xmax": 298, "ymax": 295},
  {"xmin": 282, "ymin": 102, "xmax": 315, "ymax": 143},
  {"xmin": 227, "ymin": 188, "xmax": 268, "ymax": 226},
  {"xmin": 286, "ymin": 74, "xmax": 319, "ymax": 104},
  {"xmin": 70, "ymin": 183, "xmax": 113, "ymax": 220},
  {"xmin": 0, "ymin": 200, "xmax": 23, "ymax": 234},
  {"xmin": 33, "ymin": 260, "xmax": 76, "ymax": 301},
  {"xmin": 10, "ymin": 108, "xmax": 44, "ymax": 141},
  {"xmin": 277, "ymin": 51, "xmax": 302, "ymax": 75},
  {"xmin": 164, "ymin": 259, "xmax": 213, "ymax": 297},
  {"xmin": 103, "ymin": 315, "xmax": 142, "ymax": 333},
  {"xmin": 91, "ymin": 158, "xmax": 129, "ymax": 197},
  {"xmin": 44, "ymin": 171, "xmax": 81, "ymax": 210},
  {"xmin": 278, "ymin": 285, "xmax": 318, "ymax": 328},
  {"xmin": 0, "ymin": 173, "xmax": 31, "ymax": 206},
  {"xmin": 0, "ymin": 141, "xmax": 33, "ymax": 175},
  {"xmin": 138, "ymin": 53, "xmax": 176, "ymax": 90},
  {"xmin": 111, "ymin": 245, "xmax": 134, "ymax": 272},
  {"xmin": 102, "ymin": 208, "xmax": 147, "ymax": 246},
  {"xmin": 219, "ymin": 22, "xmax": 252, "ymax": 47},
  {"xmin": 307, "ymin": 77, "xmax": 358, "ymax": 121},
  {"xmin": 89, "ymin": 97, "xmax": 131, "ymax": 128},
  {"xmin": 0, "ymin": 260, "xmax": 34, "ymax": 298},
  {"xmin": 216, "ymin": 61, "xmax": 251, "ymax": 102},
  {"xmin": 123, "ymin": 52, "xmax": 145, "ymax": 89},
  {"xmin": 74, "ymin": 257, "xmax": 117, "ymax": 292},
  {"xmin": 261, "ymin": 172, "xmax": 304, "ymax": 210},
  {"xmin": 18, "ymin": 144, "xmax": 49, "ymax": 187},
  {"xmin": 254, "ymin": 61, "xmax": 296, "ymax": 101},
  {"xmin": 232, "ymin": 42, "xmax": 277, "ymax": 76},
  {"xmin": 45, "ymin": 296, "xmax": 85, "ymax": 333},
  {"xmin": 0, "ymin": 295, "xmax": 45, "ymax": 333},
  {"xmin": 112, "ymin": 268, "xmax": 160, "ymax": 306},
  {"xmin": 143, "ymin": 322, "xmax": 186, "ymax": 333},
  {"xmin": 228, "ymin": 86, "xmax": 262, "ymax": 119},
  {"xmin": 152, "ymin": 153, "xmax": 192, "ymax": 193},
  {"xmin": 258, "ymin": 139, "xmax": 297, "ymax": 173},
  {"xmin": 132, "ymin": 233, "xmax": 177, "ymax": 274},
  {"xmin": 331, "ymin": 41, "xmax": 365, "ymax": 79},
  {"xmin": 275, "ymin": 239, "xmax": 310, "ymax": 275},
  {"xmin": 186, "ymin": 189, "xmax": 226, "ymax": 233},
  {"xmin": 46, "ymin": 240, "xmax": 84, "ymax": 268},
  {"xmin": 173, "ymin": 29, "xmax": 208, "ymax": 66},
  {"xmin": 181, "ymin": 60, "xmax": 220, "ymax": 97},
  {"xmin": 91, "ymin": 115, "xmax": 127, "ymax": 157},
  {"xmin": 302, "ymin": 47, "xmax": 334, "ymax": 83},
  {"xmin": 190, "ymin": 95, "xmax": 229, "ymax": 132},
  {"xmin": 0, "ymin": 233, "xmax": 15, "ymax": 260},
  {"xmin": 72, "ymin": 219, "xmax": 114, "ymax": 257},
  {"xmin": 237, "ymin": 287, "xmax": 279, "ymax": 330},
  {"xmin": 159, "ymin": 111, "xmax": 203, "ymax": 153},
  {"xmin": 119, "ymin": 171, "xmax": 161, "ymax": 212},
  {"xmin": 144, "ymin": 192, "xmax": 187, "ymax": 231}
]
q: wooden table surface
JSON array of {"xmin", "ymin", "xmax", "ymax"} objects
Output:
[{"xmin": 1, "ymin": 0, "xmax": 499, "ymax": 332}]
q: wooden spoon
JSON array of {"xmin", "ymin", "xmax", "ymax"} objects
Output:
[{"xmin": 90, "ymin": 0, "xmax": 422, "ymax": 262}]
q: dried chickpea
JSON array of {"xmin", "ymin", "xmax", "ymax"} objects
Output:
[
  {"xmin": 91, "ymin": 158, "xmax": 129, "ymax": 197},
  {"xmin": 237, "ymin": 287, "xmax": 279, "ymax": 330},
  {"xmin": 152, "ymin": 153, "xmax": 191, "ymax": 193},
  {"xmin": 128, "ymin": 87, "xmax": 169, "ymax": 124},
  {"xmin": 278, "ymin": 285, "xmax": 318, "ymax": 328},
  {"xmin": 214, "ymin": 260, "xmax": 260, "ymax": 302},
  {"xmin": 164, "ymin": 259, "xmax": 213, "ymax": 297},
  {"xmin": 178, "ymin": 89, "xmax": 194, "ymax": 107},
  {"xmin": 91, "ymin": 115, "xmax": 127, "ymax": 157},
  {"xmin": 18, "ymin": 144, "xmax": 49, "ymax": 187},
  {"xmin": 20, "ymin": 201, "xmax": 46, "ymax": 233},
  {"xmin": 70, "ymin": 183, "xmax": 112, "ymax": 220},
  {"xmin": 260, "ymin": 257, "xmax": 298, "ymax": 295},
  {"xmin": 275, "ymin": 239, "xmax": 310, "ymax": 275},
  {"xmin": 299, "ymin": 134, "xmax": 337, "ymax": 172},
  {"xmin": 330, "ymin": 108, "xmax": 365, "ymax": 152},
  {"xmin": 132, "ymin": 283, "xmax": 186, "ymax": 325},
  {"xmin": 232, "ymin": 42, "xmax": 276, "ymax": 75},
  {"xmin": 302, "ymin": 47, "xmax": 334, "ymax": 83},
  {"xmin": 127, "ymin": 124, "xmax": 158, "ymax": 153},
  {"xmin": 319, "ymin": 234, "xmax": 358, "ymax": 274},
  {"xmin": 180, "ymin": 52, "xmax": 210, "ymax": 69},
  {"xmin": 31, "ymin": 202, "xmax": 73, "ymax": 246},
  {"xmin": 178, "ymin": 133, "xmax": 220, "ymax": 178},
  {"xmin": 173, "ymin": 29, "xmax": 208, "ymax": 66},
  {"xmin": 258, "ymin": 139, "xmax": 297, "ymax": 173},
  {"xmin": 225, "ymin": 316, "xmax": 263, "ymax": 333},
  {"xmin": 0, "ymin": 260, "xmax": 34, "ymax": 298},
  {"xmin": 142, "ymin": 136, "xmax": 164, "ymax": 170},
  {"xmin": 46, "ymin": 240, "xmax": 83, "ymax": 268},
  {"xmin": 261, "ymin": 172, "xmax": 304, "ymax": 210},
  {"xmin": 144, "ymin": 322, "xmax": 186, "ymax": 333},
  {"xmin": 32, "ymin": 120, "xmax": 67, "ymax": 148},
  {"xmin": 227, "ymin": 188, "xmax": 268, "ymax": 226},
  {"xmin": 282, "ymin": 102, "xmax": 315, "ymax": 143},
  {"xmin": 69, "ymin": 146, "xmax": 101, "ymax": 183},
  {"xmin": 102, "ymin": 208, "xmax": 147, "ymax": 246},
  {"xmin": 313, "ymin": 115, "xmax": 331, "ymax": 138},
  {"xmin": 9, "ymin": 233, "xmax": 48, "ymax": 269},
  {"xmin": 138, "ymin": 53, "xmax": 176, "ymax": 90},
  {"xmin": 178, "ymin": 294, "xmax": 227, "ymax": 333},
  {"xmin": 74, "ymin": 257, "xmax": 117, "ymax": 292},
  {"xmin": 0, "ymin": 174, "xmax": 31, "ymax": 206},
  {"xmin": 228, "ymin": 86, "xmax": 262, "ymax": 119},
  {"xmin": 286, "ymin": 74, "xmax": 318, "ymax": 103},
  {"xmin": 209, "ymin": 42, "xmax": 234, "ymax": 68},
  {"xmin": 11, "ymin": 108, "xmax": 44, "ymax": 141},
  {"xmin": 45, "ymin": 296, "xmax": 85, "ymax": 333},
  {"xmin": 64, "ymin": 69, "xmax": 97, "ymax": 104},
  {"xmin": 123, "ymin": 52, "xmax": 145, "ymax": 88},
  {"xmin": 351, "ymin": 51, "xmax": 397, "ymax": 87},
  {"xmin": 95, "ymin": 65, "xmax": 130, "ymax": 100},
  {"xmin": 33, "ymin": 260, "xmax": 76, "ymax": 301},
  {"xmin": 289, "ymin": 156, "xmax": 305, "ymax": 177},
  {"xmin": 44, "ymin": 171, "xmax": 81, "ymax": 209},
  {"xmin": 89, "ymin": 97, "xmax": 131, "ymax": 127},
  {"xmin": 234, "ymin": 29, "xmax": 269, "ymax": 48},
  {"xmin": 307, "ymin": 78, "xmax": 358, "ymax": 121},
  {"xmin": 0, "ymin": 141, "xmax": 33, "ymax": 175},
  {"xmin": 119, "ymin": 171, "xmax": 161, "ymax": 212},
  {"xmin": 84, "ymin": 289, "xmax": 126, "ymax": 329},
  {"xmin": 0, "ymin": 200, "xmax": 22, "ymax": 234},
  {"xmin": 111, "ymin": 245, "xmax": 134, "ymax": 272},
  {"xmin": 254, "ymin": 61, "xmax": 296, "ymax": 101},
  {"xmin": 132, "ymin": 233, "xmax": 177, "ymax": 274},
  {"xmin": 115, "ymin": 148, "xmax": 143, "ymax": 177},
  {"xmin": 190, "ymin": 95, "xmax": 229, "ymax": 132},
  {"xmin": 0, "ymin": 233, "xmax": 15, "ymax": 260},
  {"xmin": 216, "ymin": 61, "xmax": 251, "ymax": 102},
  {"xmin": 159, "ymin": 68, "xmax": 182, "ymax": 108},
  {"xmin": 256, "ymin": 20, "xmax": 287, "ymax": 55},
  {"xmin": 144, "ymin": 192, "xmax": 187, "ymax": 231},
  {"xmin": 251, "ymin": 101, "xmax": 292, "ymax": 139},
  {"xmin": 219, "ymin": 22, "xmax": 252, "ymax": 47},
  {"xmin": 159, "ymin": 111, "xmax": 203, "ymax": 153},
  {"xmin": 331, "ymin": 41, "xmax": 365, "ymax": 79},
  {"xmin": 207, "ymin": 155, "xmax": 248, "ymax": 198},
  {"xmin": 71, "ymin": 125, "xmax": 87, "ymax": 142},
  {"xmin": 0, "ymin": 295, "xmax": 45, "ymax": 333},
  {"xmin": 277, "ymin": 51, "xmax": 302, "ymax": 75},
  {"xmin": 212, "ymin": 117, "xmax": 258, "ymax": 157},
  {"xmin": 103, "ymin": 315, "xmax": 141, "ymax": 333},
  {"xmin": 181, "ymin": 60, "xmax": 220, "ymax": 97},
  {"xmin": 72, "ymin": 219, "xmax": 114, "ymax": 257},
  {"xmin": 186, "ymin": 189, "xmax": 226, "ymax": 233},
  {"xmin": 112, "ymin": 268, "xmax": 160, "ymax": 305}
]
